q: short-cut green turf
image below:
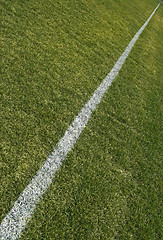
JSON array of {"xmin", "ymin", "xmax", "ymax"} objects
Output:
[{"xmin": 1, "ymin": 0, "xmax": 162, "ymax": 239}]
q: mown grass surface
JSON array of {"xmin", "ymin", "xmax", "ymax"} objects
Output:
[{"xmin": 1, "ymin": 0, "xmax": 162, "ymax": 239}]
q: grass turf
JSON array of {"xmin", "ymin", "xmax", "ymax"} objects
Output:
[{"xmin": 1, "ymin": 0, "xmax": 163, "ymax": 239}]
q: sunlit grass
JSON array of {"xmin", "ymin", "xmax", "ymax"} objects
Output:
[{"xmin": 1, "ymin": 0, "xmax": 162, "ymax": 239}]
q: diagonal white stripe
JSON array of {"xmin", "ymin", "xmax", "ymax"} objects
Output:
[{"xmin": 0, "ymin": 3, "xmax": 160, "ymax": 239}]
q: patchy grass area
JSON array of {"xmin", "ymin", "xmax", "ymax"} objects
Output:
[{"xmin": 1, "ymin": 0, "xmax": 162, "ymax": 239}]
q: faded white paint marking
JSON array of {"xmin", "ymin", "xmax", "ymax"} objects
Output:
[{"xmin": 0, "ymin": 3, "xmax": 160, "ymax": 240}]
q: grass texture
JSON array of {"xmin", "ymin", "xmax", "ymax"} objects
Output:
[{"xmin": 1, "ymin": 0, "xmax": 163, "ymax": 239}]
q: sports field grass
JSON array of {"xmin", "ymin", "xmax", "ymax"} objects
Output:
[{"xmin": 1, "ymin": 0, "xmax": 163, "ymax": 239}]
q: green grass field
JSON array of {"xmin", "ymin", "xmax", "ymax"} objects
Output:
[{"xmin": 1, "ymin": 0, "xmax": 163, "ymax": 239}]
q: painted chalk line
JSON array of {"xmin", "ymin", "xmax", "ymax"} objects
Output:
[{"xmin": 0, "ymin": 3, "xmax": 160, "ymax": 239}]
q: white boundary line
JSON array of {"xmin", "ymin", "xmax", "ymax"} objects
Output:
[{"xmin": 0, "ymin": 4, "xmax": 160, "ymax": 239}]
